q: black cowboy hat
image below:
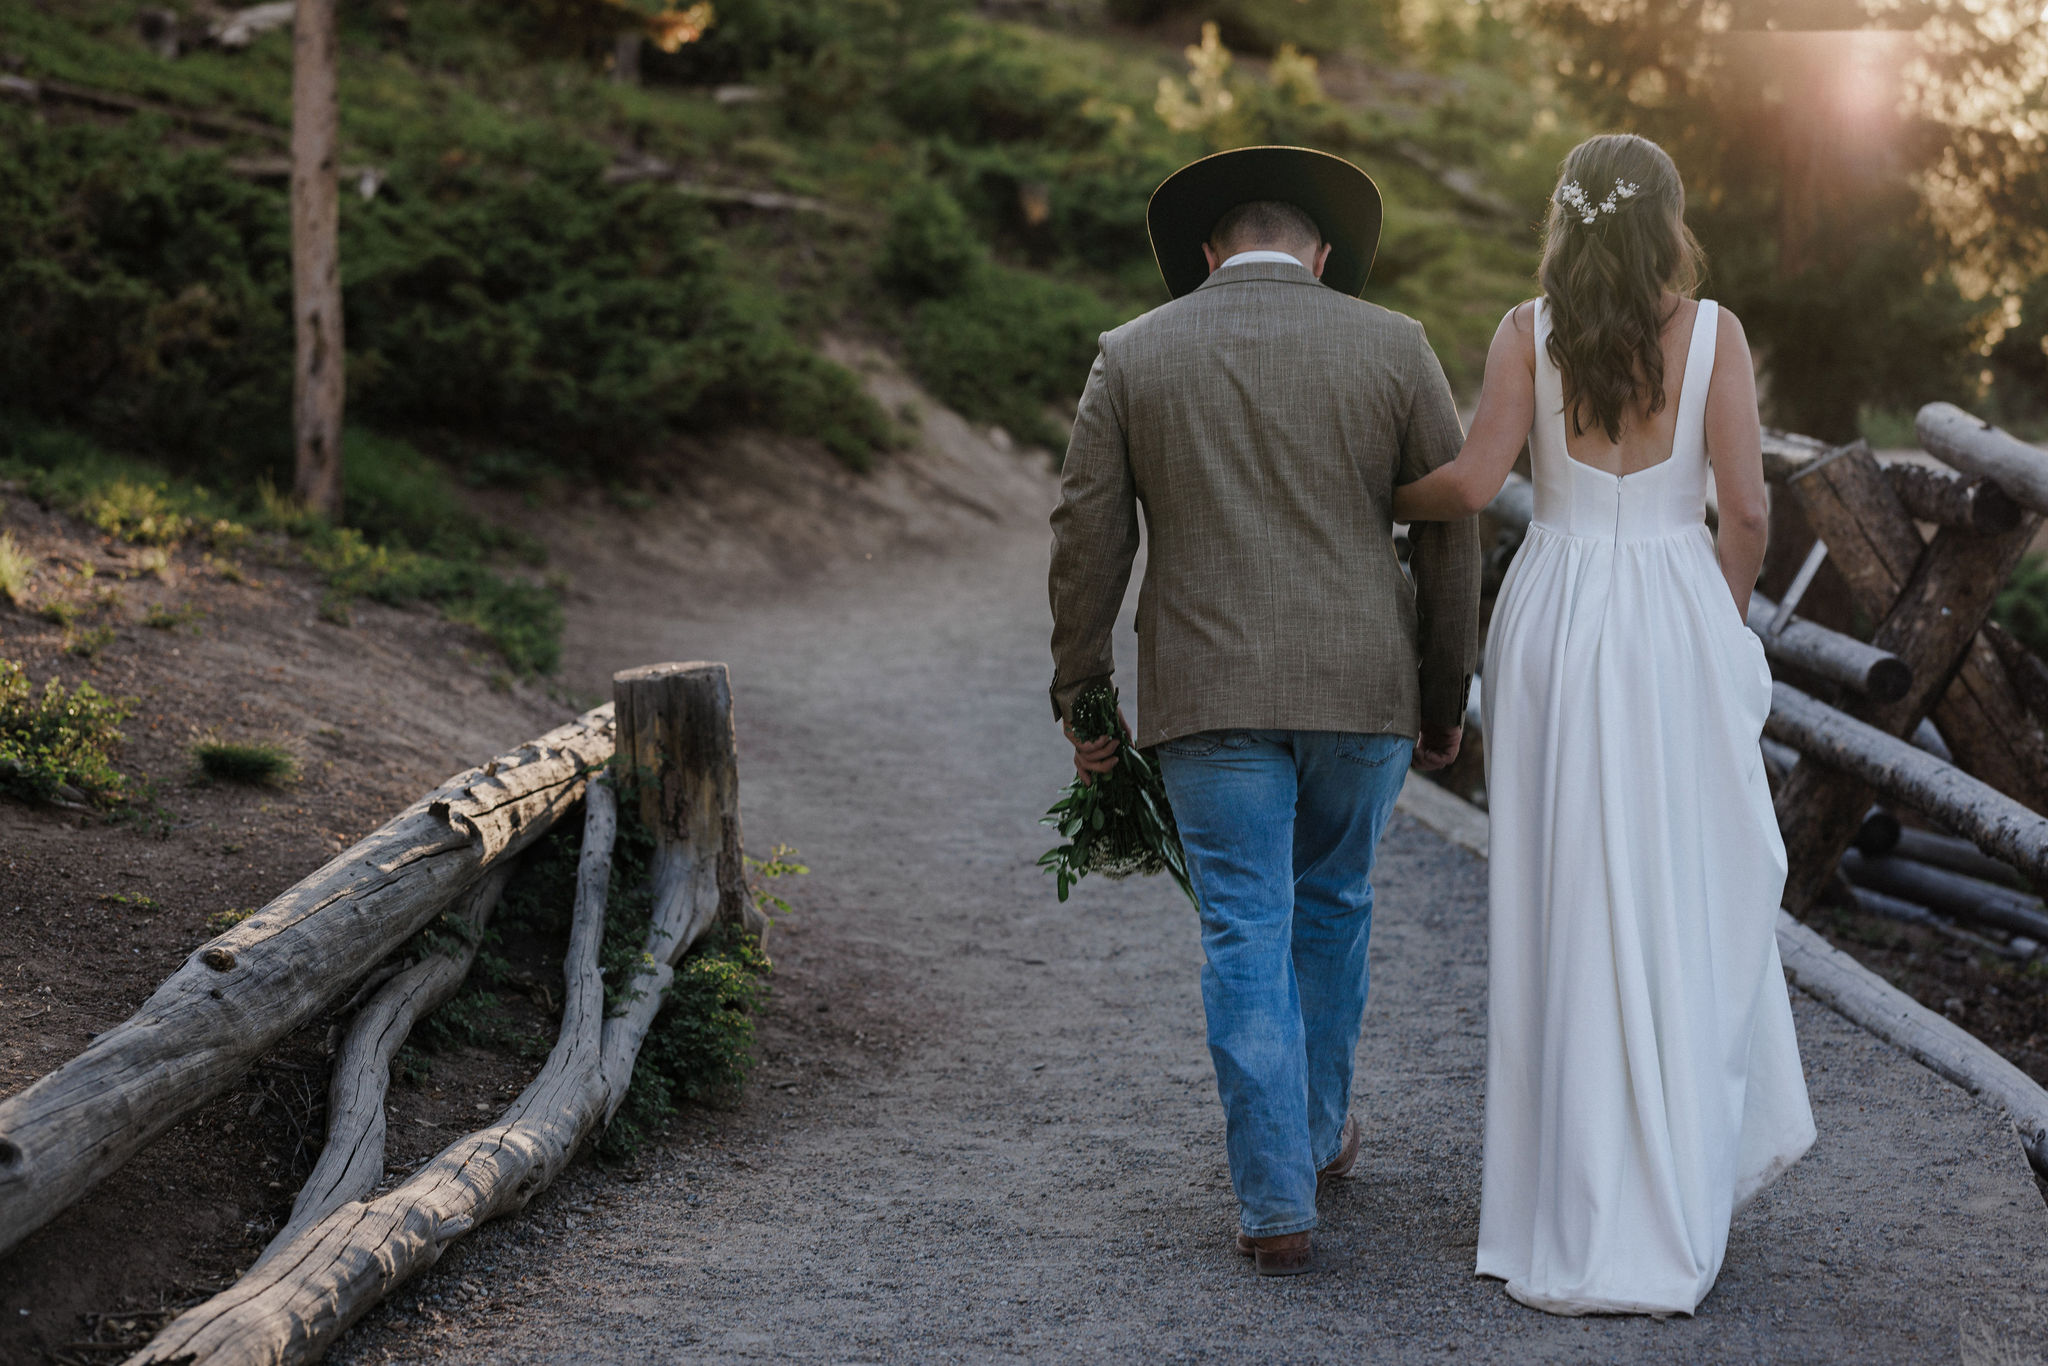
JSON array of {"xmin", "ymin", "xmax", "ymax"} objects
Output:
[{"xmin": 1146, "ymin": 146, "xmax": 1382, "ymax": 300}]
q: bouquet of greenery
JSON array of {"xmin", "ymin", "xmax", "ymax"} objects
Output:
[{"xmin": 1038, "ymin": 683, "xmax": 1196, "ymax": 906}]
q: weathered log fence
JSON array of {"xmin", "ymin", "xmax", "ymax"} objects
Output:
[{"xmin": 0, "ymin": 662, "xmax": 756, "ymax": 1365}]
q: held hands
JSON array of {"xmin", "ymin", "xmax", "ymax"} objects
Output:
[
  {"xmin": 1064, "ymin": 708, "xmax": 1129, "ymax": 785},
  {"xmin": 1412, "ymin": 723, "xmax": 1463, "ymax": 772}
]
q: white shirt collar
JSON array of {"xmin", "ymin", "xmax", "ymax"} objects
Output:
[{"xmin": 1218, "ymin": 249, "xmax": 1310, "ymax": 270}]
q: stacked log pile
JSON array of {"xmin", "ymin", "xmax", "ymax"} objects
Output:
[
  {"xmin": 1473, "ymin": 404, "xmax": 2048, "ymax": 961},
  {"xmin": 0, "ymin": 662, "xmax": 757, "ymax": 1366}
]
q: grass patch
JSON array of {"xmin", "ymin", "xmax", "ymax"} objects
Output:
[
  {"xmin": 65, "ymin": 624, "xmax": 115, "ymax": 659},
  {"xmin": 193, "ymin": 740, "xmax": 299, "ymax": 786},
  {"xmin": 143, "ymin": 601, "xmax": 205, "ymax": 632},
  {"xmin": 206, "ymin": 906, "xmax": 257, "ymax": 933},
  {"xmin": 0, "ymin": 532, "xmax": 32, "ymax": 606},
  {"xmin": 3, "ymin": 419, "xmax": 566, "ymax": 673},
  {"xmin": 0, "ymin": 657, "xmax": 133, "ymax": 805},
  {"xmin": 304, "ymin": 527, "xmax": 563, "ymax": 674}
]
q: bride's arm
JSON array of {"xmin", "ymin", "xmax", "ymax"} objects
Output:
[
  {"xmin": 1703, "ymin": 307, "xmax": 1769, "ymax": 620},
  {"xmin": 1393, "ymin": 303, "xmax": 1536, "ymax": 522}
]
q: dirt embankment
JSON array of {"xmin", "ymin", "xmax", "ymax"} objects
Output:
[{"xmin": 0, "ymin": 341, "xmax": 1058, "ymax": 1363}]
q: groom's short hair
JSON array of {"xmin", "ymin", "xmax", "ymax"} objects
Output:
[{"xmin": 1208, "ymin": 200, "xmax": 1323, "ymax": 254}]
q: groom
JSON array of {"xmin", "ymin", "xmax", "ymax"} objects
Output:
[{"xmin": 1047, "ymin": 147, "xmax": 1481, "ymax": 1275}]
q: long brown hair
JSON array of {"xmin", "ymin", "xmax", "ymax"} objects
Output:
[{"xmin": 1538, "ymin": 134, "xmax": 1706, "ymax": 442}]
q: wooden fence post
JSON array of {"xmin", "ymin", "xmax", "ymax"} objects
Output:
[{"xmin": 614, "ymin": 662, "xmax": 761, "ymax": 939}]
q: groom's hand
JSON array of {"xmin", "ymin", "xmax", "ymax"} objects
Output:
[
  {"xmin": 1063, "ymin": 710, "xmax": 1128, "ymax": 785},
  {"xmin": 1412, "ymin": 724, "xmax": 1462, "ymax": 772}
]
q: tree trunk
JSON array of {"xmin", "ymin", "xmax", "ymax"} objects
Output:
[
  {"xmin": 290, "ymin": 0, "xmax": 343, "ymax": 519},
  {"xmin": 1781, "ymin": 441, "xmax": 1924, "ymax": 611},
  {"xmin": 1760, "ymin": 427, "xmax": 1831, "ymax": 485},
  {"xmin": 0, "ymin": 705, "xmax": 614, "ymax": 1259},
  {"xmin": 1985, "ymin": 621, "xmax": 2048, "ymax": 731},
  {"xmin": 613, "ymin": 662, "xmax": 758, "ymax": 942}
]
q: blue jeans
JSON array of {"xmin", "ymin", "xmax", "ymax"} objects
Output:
[{"xmin": 1156, "ymin": 729, "xmax": 1413, "ymax": 1237}]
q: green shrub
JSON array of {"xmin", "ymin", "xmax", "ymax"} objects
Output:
[
  {"xmin": 904, "ymin": 263, "xmax": 1119, "ymax": 448},
  {"xmin": 1, "ymin": 105, "xmax": 890, "ymax": 481},
  {"xmin": 343, "ymin": 155, "xmax": 891, "ymax": 470},
  {"xmin": 0, "ymin": 533, "xmax": 32, "ymax": 606},
  {"xmin": 600, "ymin": 923, "xmax": 771, "ymax": 1159},
  {"xmin": 0, "ymin": 658, "xmax": 133, "ymax": 805},
  {"xmin": 439, "ymin": 773, "xmax": 779, "ymax": 1159},
  {"xmin": 194, "ymin": 740, "xmax": 298, "ymax": 786},
  {"xmin": 879, "ymin": 182, "xmax": 984, "ymax": 300},
  {"xmin": 0, "ymin": 110, "xmax": 295, "ymax": 482},
  {"xmin": 1996, "ymin": 553, "xmax": 2048, "ymax": 662}
]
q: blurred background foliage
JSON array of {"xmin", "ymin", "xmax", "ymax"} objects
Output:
[{"xmin": 0, "ymin": 0, "xmax": 2044, "ymax": 666}]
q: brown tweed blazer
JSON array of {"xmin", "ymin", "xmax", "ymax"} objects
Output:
[{"xmin": 1048, "ymin": 259, "xmax": 1482, "ymax": 747}]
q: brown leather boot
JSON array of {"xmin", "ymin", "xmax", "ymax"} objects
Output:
[
  {"xmin": 1318, "ymin": 1114, "xmax": 1361, "ymax": 1181},
  {"xmin": 1233, "ymin": 1231, "xmax": 1314, "ymax": 1275}
]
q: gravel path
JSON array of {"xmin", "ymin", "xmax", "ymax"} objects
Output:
[{"xmin": 335, "ymin": 509, "xmax": 2047, "ymax": 1365}]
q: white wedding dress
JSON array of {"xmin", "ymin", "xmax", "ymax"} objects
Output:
[{"xmin": 1475, "ymin": 298, "xmax": 1816, "ymax": 1316}]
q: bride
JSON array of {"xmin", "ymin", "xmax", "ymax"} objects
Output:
[{"xmin": 1393, "ymin": 133, "xmax": 1815, "ymax": 1316}]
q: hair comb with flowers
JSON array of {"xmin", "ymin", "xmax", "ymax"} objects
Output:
[{"xmin": 1556, "ymin": 177, "xmax": 1640, "ymax": 226}]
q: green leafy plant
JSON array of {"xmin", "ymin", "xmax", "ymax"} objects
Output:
[
  {"xmin": 746, "ymin": 844, "xmax": 809, "ymax": 921},
  {"xmin": 0, "ymin": 657, "xmax": 133, "ymax": 805},
  {"xmin": 194, "ymin": 740, "xmax": 299, "ymax": 786},
  {"xmin": 599, "ymin": 922, "xmax": 771, "ymax": 1160},
  {"xmin": 0, "ymin": 532, "xmax": 32, "ymax": 606},
  {"xmin": 1038, "ymin": 682, "xmax": 1193, "ymax": 905}
]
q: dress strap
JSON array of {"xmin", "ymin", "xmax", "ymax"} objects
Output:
[{"xmin": 1672, "ymin": 299, "xmax": 1719, "ymax": 460}]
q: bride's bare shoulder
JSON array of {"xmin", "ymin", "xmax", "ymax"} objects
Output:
[
  {"xmin": 1493, "ymin": 300, "xmax": 1540, "ymax": 373},
  {"xmin": 1708, "ymin": 301, "xmax": 1753, "ymax": 361}
]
